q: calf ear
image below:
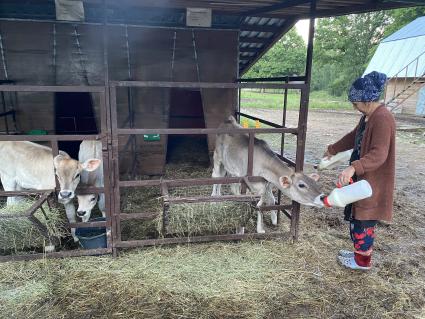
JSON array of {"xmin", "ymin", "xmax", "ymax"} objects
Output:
[
  {"xmin": 53, "ymin": 154, "xmax": 67, "ymax": 168},
  {"xmin": 279, "ymin": 175, "xmax": 292, "ymax": 189},
  {"xmin": 82, "ymin": 159, "xmax": 101, "ymax": 172},
  {"xmin": 309, "ymin": 173, "xmax": 320, "ymax": 181}
]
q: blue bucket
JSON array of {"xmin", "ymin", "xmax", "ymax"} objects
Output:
[{"xmin": 75, "ymin": 217, "xmax": 107, "ymax": 249}]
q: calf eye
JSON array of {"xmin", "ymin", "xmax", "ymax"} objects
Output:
[
  {"xmin": 298, "ymin": 183, "xmax": 306, "ymax": 188},
  {"xmin": 75, "ymin": 174, "xmax": 80, "ymax": 180},
  {"xmin": 91, "ymin": 197, "xmax": 96, "ymax": 202}
]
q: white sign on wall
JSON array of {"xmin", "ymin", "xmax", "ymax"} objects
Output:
[{"xmin": 186, "ymin": 8, "xmax": 212, "ymax": 28}]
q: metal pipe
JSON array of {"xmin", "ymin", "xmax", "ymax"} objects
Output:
[
  {"xmin": 291, "ymin": 0, "xmax": 316, "ymax": 241},
  {"xmin": 117, "ymin": 127, "xmax": 298, "ymax": 135},
  {"xmin": 0, "ymin": 85, "xmax": 105, "ymax": 92},
  {"xmin": 111, "ymin": 80, "xmax": 307, "ymax": 90}
]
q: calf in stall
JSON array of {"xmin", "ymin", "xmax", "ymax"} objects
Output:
[
  {"xmin": 75, "ymin": 140, "xmax": 104, "ymax": 223},
  {"xmin": 211, "ymin": 116, "xmax": 324, "ymax": 234},
  {"xmin": 0, "ymin": 141, "xmax": 100, "ymax": 243}
]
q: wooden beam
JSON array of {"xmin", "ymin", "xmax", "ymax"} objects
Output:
[
  {"xmin": 243, "ymin": 0, "xmax": 312, "ymax": 16},
  {"xmin": 304, "ymin": 1, "xmax": 420, "ymax": 18}
]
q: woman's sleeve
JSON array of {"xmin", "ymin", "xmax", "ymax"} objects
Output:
[
  {"xmin": 351, "ymin": 115, "xmax": 393, "ymax": 175},
  {"xmin": 327, "ymin": 125, "xmax": 358, "ymax": 155}
]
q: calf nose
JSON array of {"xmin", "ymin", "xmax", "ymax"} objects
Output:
[
  {"xmin": 314, "ymin": 194, "xmax": 325, "ymax": 207},
  {"xmin": 77, "ymin": 211, "xmax": 86, "ymax": 217},
  {"xmin": 60, "ymin": 191, "xmax": 72, "ymax": 198}
]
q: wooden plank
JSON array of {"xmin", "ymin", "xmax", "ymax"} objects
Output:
[
  {"xmin": 111, "ymin": 80, "xmax": 306, "ymax": 90},
  {"xmin": 0, "ymin": 134, "xmax": 103, "ymax": 141},
  {"xmin": 120, "ymin": 212, "xmax": 160, "ymax": 221},
  {"xmin": 117, "ymin": 127, "xmax": 299, "ymax": 135},
  {"xmin": 114, "ymin": 232, "xmax": 288, "ymax": 248},
  {"xmin": 167, "ymin": 194, "xmax": 259, "ymax": 204},
  {"xmin": 68, "ymin": 221, "xmax": 109, "ymax": 228},
  {"xmin": 0, "ymin": 85, "xmax": 105, "ymax": 92}
]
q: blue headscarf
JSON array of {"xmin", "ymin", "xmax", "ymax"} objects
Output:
[{"xmin": 348, "ymin": 71, "xmax": 387, "ymax": 102}]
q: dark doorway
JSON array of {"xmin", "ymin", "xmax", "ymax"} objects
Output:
[
  {"xmin": 166, "ymin": 89, "xmax": 209, "ymax": 165},
  {"xmin": 55, "ymin": 92, "xmax": 98, "ymax": 159}
]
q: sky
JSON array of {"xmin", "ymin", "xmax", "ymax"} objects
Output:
[{"xmin": 295, "ymin": 19, "xmax": 311, "ymax": 43}]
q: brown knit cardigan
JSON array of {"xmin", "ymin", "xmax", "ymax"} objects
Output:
[{"xmin": 328, "ymin": 105, "xmax": 396, "ymax": 221}]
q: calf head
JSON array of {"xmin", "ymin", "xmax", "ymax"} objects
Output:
[
  {"xmin": 53, "ymin": 154, "xmax": 101, "ymax": 204},
  {"xmin": 76, "ymin": 194, "xmax": 98, "ymax": 222},
  {"xmin": 279, "ymin": 172, "xmax": 324, "ymax": 207}
]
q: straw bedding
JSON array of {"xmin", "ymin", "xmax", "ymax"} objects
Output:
[
  {"xmin": 1, "ymin": 165, "xmax": 424, "ymax": 318},
  {"xmin": 0, "ymin": 199, "xmax": 67, "ymax": 253}
]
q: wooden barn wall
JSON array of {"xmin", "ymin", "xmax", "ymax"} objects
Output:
[
  {"xmin": 0, "ymin": 21, "xmax": 103, "ymax": 134},
  {"xmin": 385, "ymin": 78, "xmax": 420, "ymax": 115},
  {"xmin": 196, "ymin": 30, "xmax": 238, "ymax": 153},
  {"xmin": 110, "ymin": 27, "xmax": 238, "ymax": 175},
  {"xmin": 0, "ymin": 21, "xmax": 238, "ymax": 176}
]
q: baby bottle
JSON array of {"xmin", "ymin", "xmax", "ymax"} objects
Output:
[
  {"xmin": 322, "ymin": 180, "xmax": 372, "ymax": 208},
  {"xmin": 318, "ymin": 149, "xmax": 353, "ymax": 170}
]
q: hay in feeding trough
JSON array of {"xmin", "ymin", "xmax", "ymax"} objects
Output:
[
  {"xmin": 121, "ymin": 163, "xmax": 261, "ymax": 240},
  {"xmin": 0, "ymin": 200, "xmax": 67, "ymax": 253},
  {"xmin": 163, "ymin": 201, "xmax": 256, "ymax": 237}
]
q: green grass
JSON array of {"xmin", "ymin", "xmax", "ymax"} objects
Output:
[{"xmin": 241, "ymin": 90, "xmax": 351, "ymax": 110}]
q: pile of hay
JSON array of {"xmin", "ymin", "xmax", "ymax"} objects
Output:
[
  {"xmin": 164, "ymin": 201, "xmax": 256, "ymax": 237},
  {"xmin": 0, "ymin": 200, "xmax": 67, "ymax": 253},
  {"xmin": 1, "ymin": 237, "xmax": 425, "ymax": 319},
  {"xmin": 1, "ymin": 174, "xmax": 425, "ymax": 318}
]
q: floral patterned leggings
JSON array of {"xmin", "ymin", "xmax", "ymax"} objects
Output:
[{"xmin": 350, "ymin": 219, "xmax": 377, "ymax": 267}]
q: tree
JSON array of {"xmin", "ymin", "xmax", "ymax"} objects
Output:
[
  {"xmin": 313, "ymin": 12, "xmax": 391, "ymax": 96},
  {"xmin": 312, "ymin": 6, "xmax": 425, "ymax": 96},
  {"xmin": 384, "ymin": 6, "xmax": 425, "ymax": 38},
  {"xmin": 244, "ymin": 28, "xmax": 306, "ymax": 78}
]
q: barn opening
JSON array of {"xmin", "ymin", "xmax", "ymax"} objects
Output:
[
  {"xmin": 54, "ymin": 92, "xmax": 98, "ymax": 159},
  {"xmin": 166, "ymin": 88, "xmax": 209, "ymax": 165}
]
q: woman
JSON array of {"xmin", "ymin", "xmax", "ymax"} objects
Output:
[{"xmin": 324, "ymin": 71, "xmax": 395, "ymax": 270}]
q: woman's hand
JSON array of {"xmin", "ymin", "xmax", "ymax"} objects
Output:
[
  {"xmin": 338, "ymin": 166, "xmax": 355, "ymax": 186},
  {"xmin": 323, "ymin": 147, "xmax": 333, "ymax": 159}
]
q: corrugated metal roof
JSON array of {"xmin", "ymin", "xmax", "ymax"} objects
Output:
[
  {"xmin": 383, "ymin": 16, "xmax": 425, "ymax": 43},
  {"xmin": 364, "ymin": 17, "xmax": 425, "ymax": 78}
]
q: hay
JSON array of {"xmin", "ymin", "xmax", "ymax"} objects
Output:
[
  {"xmin": 1, "ymin": 172, "xmax": 425, "ymax": 318},
  {"xmin": 1, "ymin": 237, "xmax": 425, "ymax": 319},
  {"xmin": 120, "ymin": 163, "xmax": 262, "ymax": 240},
  {"xmin": 0, "ymin": 200, "xmax": 67, "ymax": 253},
  {"xmin": 164, "ymin": 202, "xmax": 256, "ymax": 237}
]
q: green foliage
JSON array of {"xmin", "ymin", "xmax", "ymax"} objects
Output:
[
  {"xmin": 384, "ymin": 6, "xmax": 425, "ymax": 37},
  {"xmin": 244, "ymin": 28, "xmax": 306, "ymax": 78},
  {"xmin": 244, "ymin": 6, "xmax": 425, "ymax": 99},
  {"xmin": 312, "ymin": 6, "xmax": 425, "ymax": 96},
  {"xmin": 312, "ymin": 12, "xmax": 391, "ymax": 96}
]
